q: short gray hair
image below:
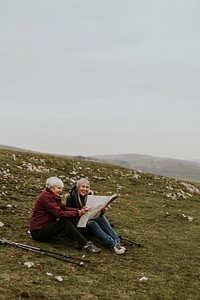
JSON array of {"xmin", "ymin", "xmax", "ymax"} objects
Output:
[{"xmin": 46, "ymin": 177, "xmax": 64, "ymax": 188}]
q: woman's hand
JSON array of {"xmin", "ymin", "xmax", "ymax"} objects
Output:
[
  {"xmin": 101, "ymin": 207, "xmax": 107, "ymax": 214},
  {"xmin": 78, "ymin": 207, "xmax": 88, "ymax": 216}
]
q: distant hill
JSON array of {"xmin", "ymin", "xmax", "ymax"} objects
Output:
[
  {"xmin": 92, "ymin": 153, "xmax": 200, "ymax": 183},
  {"xmin": 1, "ymin": 145, "xmax": 200, "ymax": 182},
  {"xmin": 0, "ymin": 144, "xmax": 73, "ymax": 158}
]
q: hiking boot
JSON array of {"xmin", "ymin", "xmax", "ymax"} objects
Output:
[
  {"xmin": 113, "ymin": 244, "xmax": 125, "ymax": 255},
  {"xmin": 82, "ymin": 241, "xmax": 101, "ymax": 253}
]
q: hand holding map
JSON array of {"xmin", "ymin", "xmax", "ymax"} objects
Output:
[{"xmin": 77, "ymin": 194, "xmax": 118, "ymax": 227}]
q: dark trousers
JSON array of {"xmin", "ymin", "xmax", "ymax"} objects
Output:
[{"xmin": 31, "ymin": 218, "xmax": 88, "ymax": 247}]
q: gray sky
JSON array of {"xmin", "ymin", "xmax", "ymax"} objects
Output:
[{"xmin": 0, "ymin": 0, "xmax": 200, "ymax": 160}]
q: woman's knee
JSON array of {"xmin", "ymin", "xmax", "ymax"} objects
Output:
[{"xmin": 87, "ymin": 219, "xmax": 98, "ymax": 228}]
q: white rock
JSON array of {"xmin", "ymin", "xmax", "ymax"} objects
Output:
[
  {"xmin": 55, "ymin": 276, "xmax": 63, "ymax": 282},
  {"xmin": 24, "ymin": 261, "xmax": 34, "ymax": 268},
  {"xmin": 0, "ymin": 222, "xmax": 4, "ymax": 227},
  {"xmin": 139, "ymin": 276, "xmax": 148, "ymax": 282}
]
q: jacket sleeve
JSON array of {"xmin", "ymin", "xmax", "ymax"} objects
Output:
[{"xmin": 41, "ymin": 195, "xmax": 79, "ymax": 218}]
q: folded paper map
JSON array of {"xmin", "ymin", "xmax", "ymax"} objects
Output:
[{"xmin": 77, "ymin": 194, "xmax": 118, "ymax": 227}]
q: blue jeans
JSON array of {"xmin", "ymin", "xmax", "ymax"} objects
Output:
[{"xmin": 87, "ymin": 215, "xmax": 119, "ymax": 248}]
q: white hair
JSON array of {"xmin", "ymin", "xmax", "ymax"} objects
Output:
[{"xmin": 46, "ymin": 177, "xmax": 64, "ymax": 188}]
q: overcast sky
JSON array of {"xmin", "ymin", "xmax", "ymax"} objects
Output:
[{"xmin": 0, "ymin": 0, "xmax": 200, "ymax": 160}]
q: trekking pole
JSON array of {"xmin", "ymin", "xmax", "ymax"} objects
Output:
[
  {"xmin": 119, "ymin": 236, "xmax": 143, "ymax": 247},
  {"xmin": 1, "ymin": 238, "xmax": 91, "ymax": 263},
  {"xmin": 0, "ymin": 238, "xmax": 90, "ymax": 267}
]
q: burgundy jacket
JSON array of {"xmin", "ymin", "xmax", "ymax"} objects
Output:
[{"xmin": 30, "ymin": 188, "xmax": 79, "ymax": 232}]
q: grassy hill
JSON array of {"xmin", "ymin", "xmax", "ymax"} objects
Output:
[
  {"xmin": 0, "ymin": 148, "xmax": 200, "ymax": 299},
  {"xmin": 92, "ymin": 153, "xmax": 200, "ymax": 183}
]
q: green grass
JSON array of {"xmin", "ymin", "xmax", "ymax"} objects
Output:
[{"xmin": 0, "ymin": 149, "xmax": 200, "ymax": 300}]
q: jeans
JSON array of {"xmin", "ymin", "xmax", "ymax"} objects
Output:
[{"xmin": 87, "ymin": 215, "xmax": 119, "ymax": 248}]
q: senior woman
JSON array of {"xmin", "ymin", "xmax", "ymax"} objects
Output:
[
  {"xmin": 66, "ymin": 178, "xmax": 126, "ymax": 255},
  {"xmin": 30, "ymin": 177, "xmax": 101, "ymax": 253}
]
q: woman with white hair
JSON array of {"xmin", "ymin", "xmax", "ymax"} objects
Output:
[
  {"xmin": 66, "ymin": 178, "xmax": 126, "ymax": 255},
  {"xmin": 29, "ymin": 177, "xmax": 101, "ymax": 253}
]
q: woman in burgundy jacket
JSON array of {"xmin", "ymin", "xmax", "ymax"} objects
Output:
[{"xmin": 30, "ymin": 176, "xmax": 101, "ymax": 253}]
